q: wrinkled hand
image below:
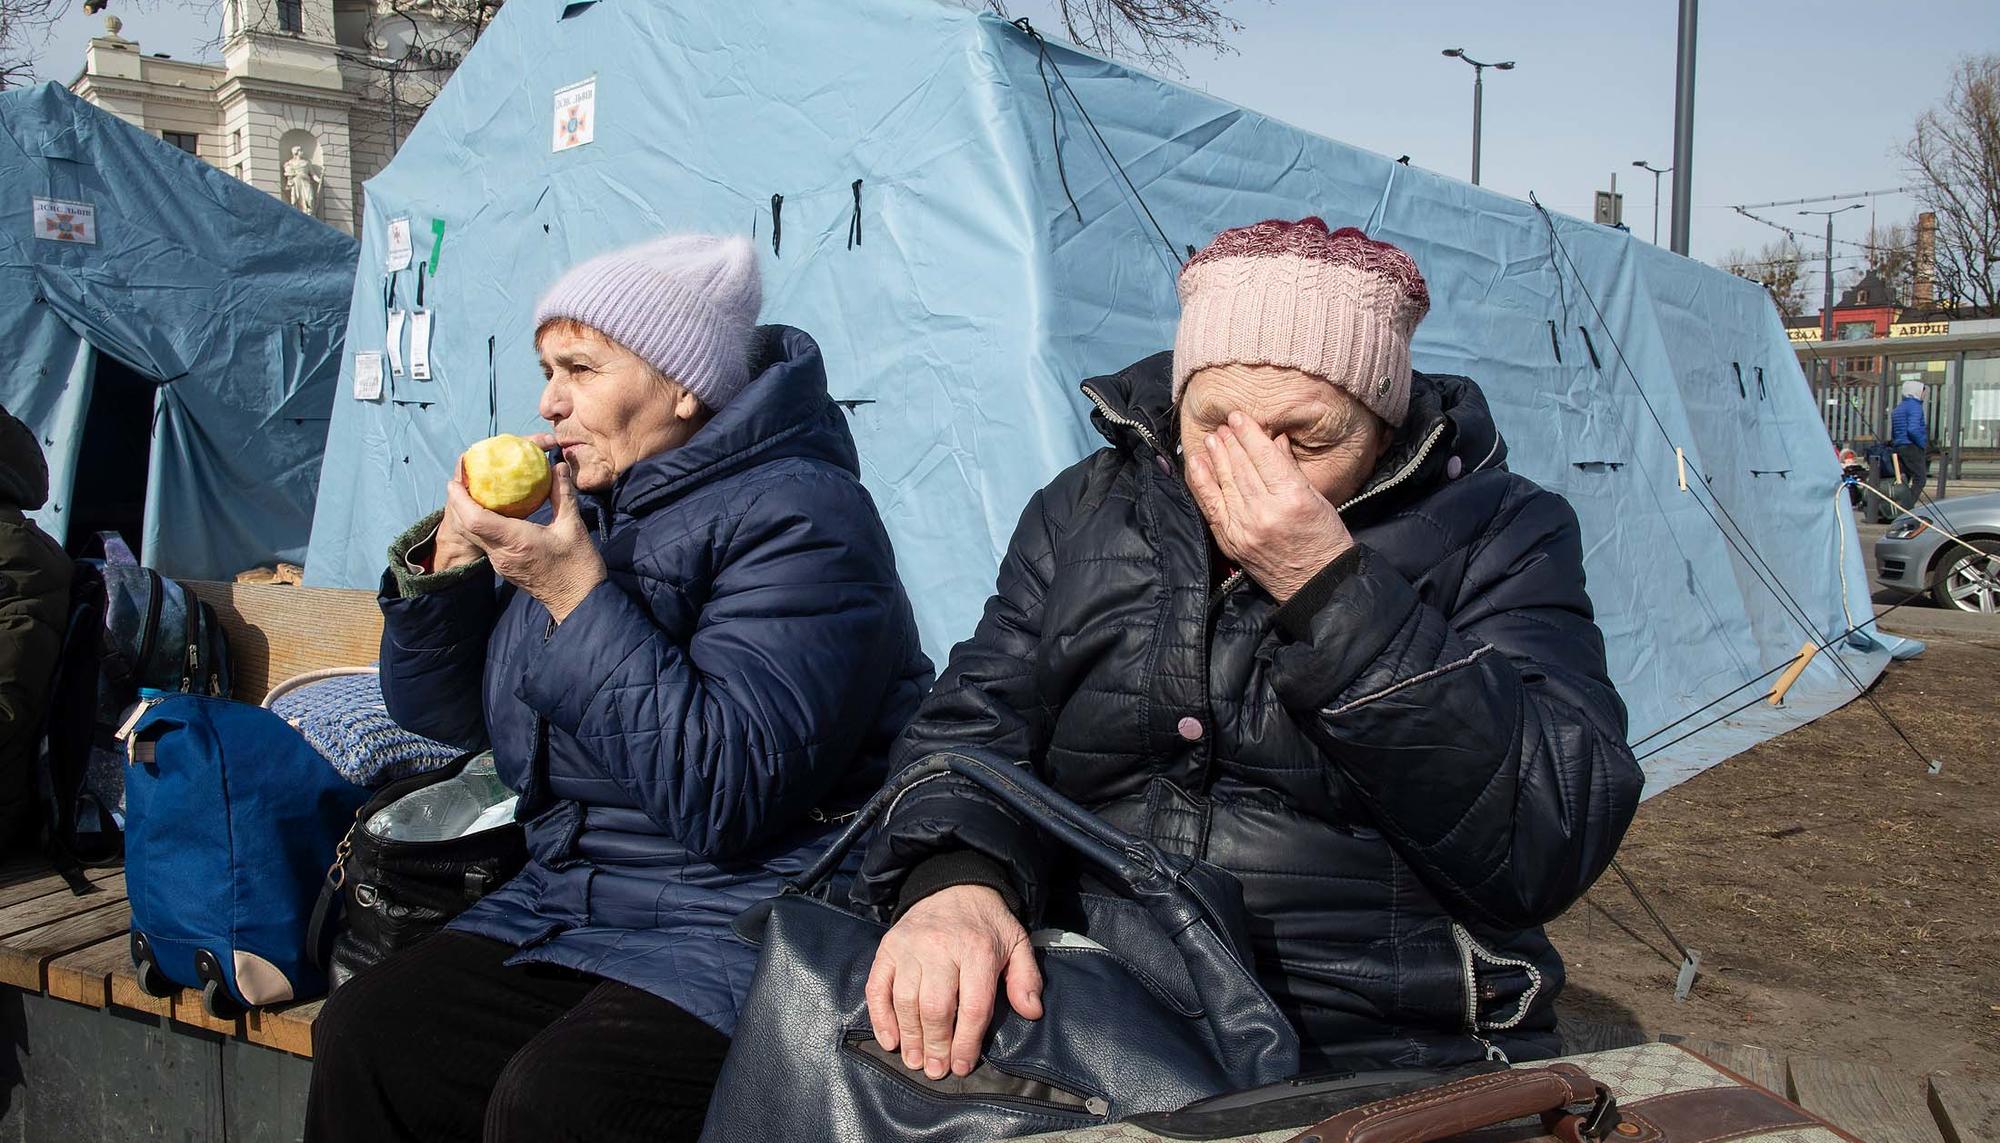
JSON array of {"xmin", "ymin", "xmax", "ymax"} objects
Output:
[
  {"xmin": 444, "ymin": 455, "xmax": 606, "ymax": 622},
  {"xmin": 1186, "ymin": 412, "xmax": 1354, "ymax": 604},
  {"xmin": 865, "ymin": 885, "xmax": 1044, "ymax": 1079}
]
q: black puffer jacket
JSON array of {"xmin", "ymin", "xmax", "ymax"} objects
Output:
[{"xmin": 855, "ymin": 354, "xmax": 1642, "ymax": 1070}]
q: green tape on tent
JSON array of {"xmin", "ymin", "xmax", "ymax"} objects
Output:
[{"xmin": 429, "ymin": 219, "xmax": 445, "ymax": 274}]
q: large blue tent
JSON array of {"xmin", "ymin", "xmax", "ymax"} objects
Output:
[
  {"xmin": 305, "ymin": 0, "xmax": 1888, "ymax": 794},
  {"xmin": 1, "ymin": 83, "xmax": 356, "ymax": 579}
]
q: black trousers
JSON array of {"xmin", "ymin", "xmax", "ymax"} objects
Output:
[
  {"xmin": 305, "ymin": 931, "xmax": 731, "ymax": 1143},
  {"xmin": 1894, "ymin": 444, "xmax": 1929, "ymax": 502}
]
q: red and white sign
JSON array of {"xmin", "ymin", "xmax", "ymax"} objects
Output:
[
  {"xmin": 552, "ymin": 78, "xmax": 596, "ymax": 153},
  {"xmin": 33, "ymin": 197, "xmax": 96, "ymax": 244}
]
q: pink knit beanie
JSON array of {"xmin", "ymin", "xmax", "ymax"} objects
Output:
[{"xmin": 1173, "ymin": 218, "xmax": 1431, "ymax": 426}]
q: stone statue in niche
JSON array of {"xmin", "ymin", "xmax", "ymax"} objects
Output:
[{"xmin": 283, "ymin": 145, "xmax": 321, "ymax": 217}]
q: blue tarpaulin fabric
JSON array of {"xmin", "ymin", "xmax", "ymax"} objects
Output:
[
  {"xmin": 305, "ymin": 0, "xmax": 1885, "ymax": 795},
  {"xmin": 0, "ymin": 83, "xmax": 356, "ymax": 579}
]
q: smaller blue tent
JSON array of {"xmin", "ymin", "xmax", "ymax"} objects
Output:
[{"xmin": 0, "ymin": 83, "xmax": 357, "ymax": 579}]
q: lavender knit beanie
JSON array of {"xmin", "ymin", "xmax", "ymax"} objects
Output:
[{"xmin": 533, "ymin": 234, "xmax": 763, "ymax": 411}]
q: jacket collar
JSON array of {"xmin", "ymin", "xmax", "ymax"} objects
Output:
[
  {"xmin": 608, "ymin": 325, "xmax": 859, "ymax": 519},
  {"xmin": 1078, "ymin": 353, "xmax": 1509, "ymax": 520}
]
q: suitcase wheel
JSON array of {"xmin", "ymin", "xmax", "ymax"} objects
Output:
[
  {"xmin": 193, "ymin": 949, "xmax": 245, "ymax": 1020},
  {"xmin": 201, "ymin": 979, "xmax": 244, "ymax": 1021},
  {"xmin": 129, "ymin": 933, "xmax": 176, "ymax": 999}
]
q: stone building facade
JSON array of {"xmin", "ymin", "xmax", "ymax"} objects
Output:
[{"xmin": 69, "ymin": 0, "xmax": 486, "ymax": 236}]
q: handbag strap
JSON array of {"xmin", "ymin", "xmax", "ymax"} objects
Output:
[
  {"xmin": 307, "ymin": 815, "xmax": 362, "ymax": 975},
  {"xmin": 794, "ymin": 750, "xmax": 1174, "ymax": 907},
  {"xmin": 1280, "ymin": 1063, "xmax": 1617, "ymax": 1143}
]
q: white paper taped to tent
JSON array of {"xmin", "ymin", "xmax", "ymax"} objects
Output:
[
  {"xmin": 3, "ymin": 84, "xmax": 357, "ymax": 580},
  {"xmin": 305, "ymin": 0, "xmax": 1886, "ymax": 796}
]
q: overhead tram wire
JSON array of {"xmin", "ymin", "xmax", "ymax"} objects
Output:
[{"xmin": 1527, "ymin": 196, "xmax": 1939, "ymax": 776}]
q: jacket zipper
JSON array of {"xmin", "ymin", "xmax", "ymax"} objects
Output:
[
  {"xmin": 1081, "ymin": 383, "xmax": 1164, "ymax": 456},
  {"xmin": 1336, "ymin": 420, "xmax": 1450, "ymax": 516}
]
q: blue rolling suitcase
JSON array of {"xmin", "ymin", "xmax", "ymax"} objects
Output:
[{"xmin": 122, "ymin": 693, "xmax": 370, "ymax": 1017}]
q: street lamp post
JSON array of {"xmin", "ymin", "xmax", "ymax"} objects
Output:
[
  {"xmin": 1632, "ymin": 160, "xmax": 1671, "ymax": 245},
  {"xmin": 1442, "ymin": 49, "xmax": 1514, "ymax": 186}
]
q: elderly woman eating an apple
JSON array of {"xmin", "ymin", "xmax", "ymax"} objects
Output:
[
  {"xmin": 851, "ymin": 218, "xmax": 1643, "ymax": 1076},
  {"xmin": 306, "ymin": 234, "xmax": 932, "ymax": 1143}
]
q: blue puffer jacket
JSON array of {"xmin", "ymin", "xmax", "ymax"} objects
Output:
[
  {"xmin": 377, "ymin": 325, "xmax": 932, "ymax": 1033},
  {"xmin": 1890, "ymin": 396, "xmax": 1929, "ymax": 450}
]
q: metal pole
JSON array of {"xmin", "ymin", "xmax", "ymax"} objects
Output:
[
  {"xmin": 1947, "ymin": 351, "xmax": 1966, "ymax": 492},
  {"xmin": 1822, "ymin": 215, "xmax": 1835, "ymax": 346},
  {"xmin": 1669, "ymin": 0, "xmax": 1697, "ymax": 254},
  {"xmin": 1471, "ymin": 64, "xmax": 1484, "ymax": 186},
  {"xmin": 1652, "ymin": 170, "xmax": 1662, "ymax": 245}
]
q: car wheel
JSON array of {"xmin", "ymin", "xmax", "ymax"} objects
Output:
[{"xmin": 1930, "ymin": 539, "xmax": 2000, "ymax": 614}]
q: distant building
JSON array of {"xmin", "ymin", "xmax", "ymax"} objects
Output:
[{"xmin": 69, "ymin": 0, "xmax": 488, "ymax": 235}]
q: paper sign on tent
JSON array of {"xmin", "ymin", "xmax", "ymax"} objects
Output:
[
  {"xmin": 33, "ymin": 198, "xmax": 96, "ymax": 244},
  {"xmin": 409, "ymin": 311, "xmax": 433, "ymax": 381},
  {"xmin": 386, "ymin": 218, "xmax": 413, "ymax": 272},
  {"xmin": 354, "ymin": 353, "xmax": 384, "ymax": 401},
  {"xmin": 552, "ymin": 78, "xmax": 597, "ymax": 152},
  {"xmin": 387, "ymin": 310, "xmax": 407, "ymax": 375}
]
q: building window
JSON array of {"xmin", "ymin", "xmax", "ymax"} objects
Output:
[
  {"xmin": 277, "ymin": 0, "xmax": 302, "ymax": 33},
  {"xmin": 1855, "ymin": 289, "xmax": 1870, "ymax": 304},
  {"xmin": 231, "ymin": 129, "xmax": 243, "ymax": 156},
  {"xmin": 162, "ymin": 131, "xmax": 199, "ymax": 155}
]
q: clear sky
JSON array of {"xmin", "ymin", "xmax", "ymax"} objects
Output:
[{"xmin": 28, "ymin": 0, "xmax": 1998, "ymax": 288}]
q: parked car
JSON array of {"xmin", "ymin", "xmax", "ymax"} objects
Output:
[{"xmin": 1874, "ymin": 491, "xmax": 2000, "ymax": 613}]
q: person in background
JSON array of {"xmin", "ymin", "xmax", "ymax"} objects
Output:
[
  {"xmin": 305, "ymin": 235, "xmax": 932, "ymax": 1143},
  {"xmin": 1889, "ymin": 380, "xmax": 1930, "ymax": 504},
  {"xmin": 0, "ymin": 406, "xmax": 70, "ymax": 852},
  {"xmin": 854, "ymin": 218, "xmax": 1642, "ymax": 1074}
]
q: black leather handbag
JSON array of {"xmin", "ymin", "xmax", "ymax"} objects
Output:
[
  {"xmin": 309, "ymin": 753, "xmax": 528, "ymax": 994},
  {"xmin": 699, "ymin": 750, "xmax": 1301, "ymax": 1143}
]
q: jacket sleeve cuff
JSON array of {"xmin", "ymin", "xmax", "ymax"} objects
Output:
[
  {"xmin": 385, "ymin": 510, "xmax": 491, "ymax": 599},
  {"xmin": 1272, "ymin": 544, "xmax": 1366, "ymax": 641},
  {"xmin": 893, "ymin": 850, "xmax": 1026, "ymax": 922},
  {"xmin": 1268, "ymin": 544, "xmax": 1420, "ymax": 711}
]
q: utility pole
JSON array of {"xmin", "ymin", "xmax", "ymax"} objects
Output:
[
  {"xmin": 1442, "ymin": 48, "xmax": 1515, "ymax": 186},
  {"xmin": 1802, "ymin": 203, "xmax": 1863, "ymax": 385},
  {"xmin": 1669, "ymin": 0, "xmax": 1696, "ymax": 254}
]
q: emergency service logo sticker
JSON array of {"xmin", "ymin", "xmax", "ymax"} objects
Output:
[
  {"xmin": 552, "ymin": 78, "xmax": 597, "ymax": 153},
  {"xmin": 33, "ymin": 198, "xmax": 96, "ymax": 244}
]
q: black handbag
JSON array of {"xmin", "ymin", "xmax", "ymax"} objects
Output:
[
  {"xmin": 699, "ymin": 750, "xmax": 1301, "ymax": 1143},
  {"xmin": 308, "ymin": 752, "xmax": 528, "ymax": 994}
]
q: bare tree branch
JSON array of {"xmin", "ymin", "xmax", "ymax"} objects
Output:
[
  {"xmin": 1903, "ymin": 54, "xmax": 2000, "ymax": 314},
  {"xmin": 982, "ymin": 0, "xmax": 1246, "ymax": 75},
  {"xmin": 1, "ymin": 0, "xmax": 65, "ymax": 90},
  {"xmin": 1719, "ymin": 239, "xmax": 1810, "ymax": 321}
]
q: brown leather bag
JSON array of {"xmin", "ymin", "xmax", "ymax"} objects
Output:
[
  {"xmin": 1282, "ymin": 1047, "xmax": 1863, "ymax": 1143},
  {"xmin": 1021, "ymin": 1043, "xmax": 1863, "ymax": 1143}
]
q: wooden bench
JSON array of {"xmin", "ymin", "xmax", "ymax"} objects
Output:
[{"xmin": 1557, "ymin": 1016, "xmax": 1996, "ymax": 1143}]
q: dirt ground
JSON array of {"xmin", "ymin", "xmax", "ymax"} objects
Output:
[{"xmin": 1548, "ymin": 621, "xmax": 2000, "ymax": 1080}]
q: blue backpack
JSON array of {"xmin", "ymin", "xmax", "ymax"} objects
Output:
[{"xmin": 123, "ymin": 694, "xmax": 368, "ymax": 1018}]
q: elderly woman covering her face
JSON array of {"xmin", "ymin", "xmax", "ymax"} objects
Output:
[
  {"xmin": 854, "ymin": 219, "xmax": 1643, "ymax": 1077},
  {"xmin": 305, "ymin": 235, "xmax": 932, "ymax": 1143}
]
